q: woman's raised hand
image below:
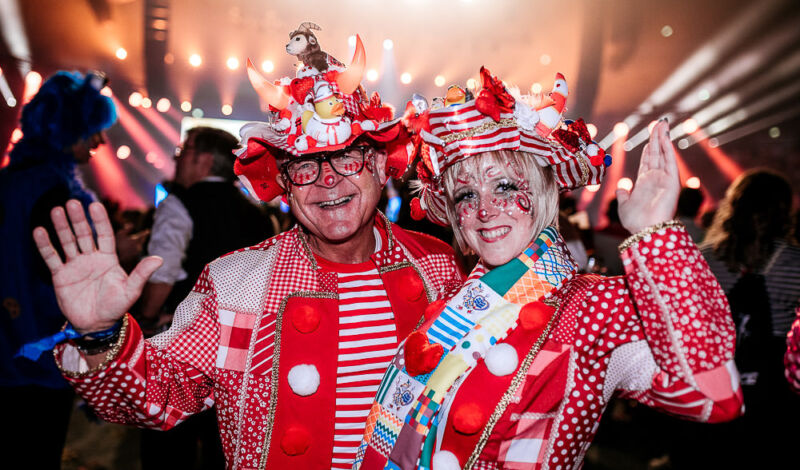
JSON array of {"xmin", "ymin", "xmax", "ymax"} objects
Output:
[
  {"xmin": 33, "ymin": 200, "xmax": 163, "ymax": 334},
  {"xmin": 616, "ymin": 120, "xmax": 681, "ymax": 234}
]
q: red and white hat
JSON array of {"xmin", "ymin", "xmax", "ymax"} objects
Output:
[
  {"xmin": 233, "ymin": 25, "xmax": 415, "ymax": 202},
  {"xmin": 407, "ymin": 66, "xmax": 611, "ymax": 226}
]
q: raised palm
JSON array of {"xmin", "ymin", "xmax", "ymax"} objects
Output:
[
  {"xmin": 617, "ymin": 120, "xmax": 681, "ymax": 234},
  {"xmin": 34, "ymin": 200, "xmax": 162, "ymax": 334}
]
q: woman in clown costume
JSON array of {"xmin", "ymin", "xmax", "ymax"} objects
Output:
[{"xmin": 354, "ymin": 67, "xmax": 744, "ymax": 470}]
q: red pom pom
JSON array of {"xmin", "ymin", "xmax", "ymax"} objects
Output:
[
  {"xmin": 404, "ymin": 274, "xmax": 426, "ymax": 302},
  {"xmin": 589, "ymin": 154, "xmax": 604, "ymax": 166},
  {"xmin": 410, "ymin": 197, "xmax": 427, "ymax": 221},
  {"xmin": 292, "ymin": 305, "xmax": 321, "ymax": 334},
  {"xmin": 424, "ymin": 299, "xmax": 446, "ymax": 321},
  {"xmin": 280, "ymin": 426, "xmax": 311, "ymax": 456},
  {"xmin": 519, "ymin": 301, "xmax": 554, "ymax": 332},
  {"xmin": 404, "ymin": 331, "xmax": 444, "ymax": 376},
  {"xmin": 452, "ymin": 402, "xmax": 486, "ymax": 435}
]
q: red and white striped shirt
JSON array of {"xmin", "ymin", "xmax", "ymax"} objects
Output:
[{"xmin": 317, "ymin": 256, "xmax": 399, "ymax": 469}]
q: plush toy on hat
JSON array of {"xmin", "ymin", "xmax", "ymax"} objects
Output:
[{"xmin": 233, "ymin": 23, "xmax": 412, "ymax": 203}]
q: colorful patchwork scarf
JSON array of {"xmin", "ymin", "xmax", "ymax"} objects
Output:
[{"xmin": 353, "ymin": 226, "xmax": 577, "ymax": 469}]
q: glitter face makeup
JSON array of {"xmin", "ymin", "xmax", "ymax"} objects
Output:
[{"xmin": 452, "ymin": 158, "xmax": 536, "ymax": 268}]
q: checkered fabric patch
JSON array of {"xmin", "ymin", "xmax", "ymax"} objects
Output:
[{"xmin": 216, "ymin": 309, "xmax": 257, "ymax": 371}]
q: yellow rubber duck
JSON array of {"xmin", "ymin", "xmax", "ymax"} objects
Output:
[{"xmin": 444, "ymin": 85, "xmax": 466, "ymax": 107}]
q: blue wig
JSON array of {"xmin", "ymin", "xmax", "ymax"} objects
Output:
[{"xmin": 7, "ymin": 71, "xmax": 117, "ymax": 168}]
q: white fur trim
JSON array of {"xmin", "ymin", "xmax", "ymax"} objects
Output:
[
  {"xmin": 514, "ymin": 102, "xmax": 540, "ymax": 131},
  {"xmin": 287, "ymin": 364, "xmax": 320, "ymax": 396},
  {"xmin": 485, "ymin": 343, "xmax": 518, "ymax": 377},
  {"xmin": 432, "ymin": 450, "xmax": 461, "ymax": 470}
]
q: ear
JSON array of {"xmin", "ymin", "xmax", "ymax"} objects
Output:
[
  {"xmin": 197, "ymin": 151, "xmax": 215, "ymax": 175},
  {"xmin": 309, "ymin": 36, "xmax": 317, "ymax": 45},
  {"xmin": 371, "ymin": 149, "xmax": 389, "ymax": 186}
]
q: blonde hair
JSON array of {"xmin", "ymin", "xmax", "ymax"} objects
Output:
[{"xmin": 441, "ymin": 150, "xmax": 559, "ymax": 252}]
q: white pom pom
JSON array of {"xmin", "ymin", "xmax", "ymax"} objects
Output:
[
  {"xmin": 513, "ymin": 102, "xmax": 540, "ymax": 131},
  {"xmin": 484, "ymin": 343, "xmax": 518, "ymax": 377},
  {"xmin": 287, "ymin": 364, "xmax": 320, "ymax": 396},
  {"xmin": 432, "ymin": 450, "xmax": 461, "ymax": 470}
]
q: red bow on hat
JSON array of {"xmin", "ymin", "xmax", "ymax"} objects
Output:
[
  {"xmin": 360, "ymin": 91, "xmax": 393, "ymax": 122},
  {"xmin": 475, "ymin": 66, "xmax": 515, "ymax": 122}
]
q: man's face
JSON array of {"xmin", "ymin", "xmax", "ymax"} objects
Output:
[
  {"xmin": 451, "ymin": 157, "xmax": 536, "ymax": 269},
  {"xmin": 283, "ymin": 145, "xmax": 388, "ymax": 245},
  {"xmin": 174, "ymin": 134, "xmax": 211, "ymax": 188},
  {"xmin": 71, "ymin": 132, "xmax": 106, "ymax": 163}
]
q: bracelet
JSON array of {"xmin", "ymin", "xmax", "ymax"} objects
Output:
[
  {"xmin": 72, "ymin": 319, "xmax": 124, "ymax": 355},
  {"xmin": 618, "ymin": 219, "xmax": 684, "ymax": 253}
]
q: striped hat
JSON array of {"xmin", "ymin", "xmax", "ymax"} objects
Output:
[{"xmin": 408, "ymin": 66, "xmax": 611, "ymax": 226}]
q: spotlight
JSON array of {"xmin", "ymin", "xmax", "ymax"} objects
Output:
[
  {"xmin": 180, "ymin": 100, "xmax": 192, "ymax": 112},
  {"xmin": 586, "ymin": 123, "xmax": 598, "ymax": 139},
  {"xmin": 23, "ymin": 71, "xmax": 42, "ymax": 104},
  {"xmin": 261, "ymin": 60, "xmax": 274, "ymax": 73},
  {"xmin": 708, "ymin": 137, "xmax": 719, "ymax": 148},
  {"xmin": 682, "ymin": 118, "xmax": 699, "ymax": 134},
  {"xmin": 698, "ymin": 89, "xmax": 710, "ymax": 101},
  {"xmin": 116, "ymin": 48, "xmax": 128, "ymax": 60},
  {"xmin": 466, "ymin": 78, "xmax": 477, "ymax": 90},
  {"xmin": 221, "ymin": 104, "xmax": 232, "ymax": 115},
  {"xmin": 366, "ymin": 69, "xmax": 379, "ymax": 82},
  {"xmin": 383, "ymin": 39, "xmax": 394, "ymax": 50},
  {"xmin": 116, "ymin": 145, "xmax": 131, "ymax": 160},
  {"xmin": 145, "ymin": 151, "xmax": 157, "ymax": 163},
  {"xmin": 141, "ymin": 97, "xmax": 152, "ymax": 109},
  {"xmin": 156, "ymin": 98, "xmax": 171, "ymax": 113},
  {"xmin": 617, "ymin": 177, "xmax": 633, "ymax": 191},
  {"xmin": 661, "ymin": 25, "xmax": 674, "ymax": 37},
  {"xmin": 434, "ymin": 75, "xmax": 446, "ymax": 87},
  {"xmin": 400, "ymin": 73, "xmax": 412, "ymax": 85},
  {"xmin": 128, "ymin": 92, "xmax": 143, "ymax": 107},
  {"xmin": 226, "ymin": 57, "xmax": 239, "ymax": 70},
  {"xmin": 164, "ymin": 53, "xmax": 175, "ymax": 64},
  {"xmin": 613, "ymin": 122, "xmax": 629, "ymax": 138},
  {"xmin": 677, "ymin": 138, "xmax": 689, "ymax": 149},
  {"xmin": 192, "ymin": 108, "xmax": 203, "ymax": 118},
  {"xmin": 100, "ymin": 86, "xmax": 113, "ymax": 97},
  {"xmin": 686, "ymin": 176, "xmax": 701, "ymax": 188},
  {"xmin": 769, "ymin": 126, "xmax": 780, "ymax": 138},
  {"xmin": 189, "ymin": 54, "xmax": 202, "ymax": 67},
  {"xmin": 539, "ymin": 54, "xmax": 551, "ymax": 65},
  {"xmin": 530, "ymin": 83, "xmax": 542, "ymax": 94},
  {"xmin": 585, "ymin": 184, "xmax": 601, "ymax": 193},
  {"xmin": 10, "ymin": 128, "xmax": 23, "ymax": 143}
]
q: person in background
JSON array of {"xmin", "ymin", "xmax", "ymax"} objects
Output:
[
  {"xmin": 0, "ymin": 70, "xmax": 116, "ymax": 469},
  {"xmin": 137, "ymin": 126, "xmax": 275, "ymax": 469},
  {"xmin": 591, "ymin": 198, "xmax": 628, "ymax": 275},
  {"xmin": 693, "ymin": 168, "xmax": 800, "ymax": 467},
  {"xmin": 676, "ymin": 186, "xmax": 705, "ymax": 243}
]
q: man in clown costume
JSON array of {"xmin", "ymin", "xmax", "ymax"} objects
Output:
[{"xmin": 28, "ymin": 29, "xmax": 464, "ymax": 469}]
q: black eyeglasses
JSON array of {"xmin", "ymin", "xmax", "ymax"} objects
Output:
[{"xmin": 281, "ymin": 146, "xmax": 370, "ymax": 186}]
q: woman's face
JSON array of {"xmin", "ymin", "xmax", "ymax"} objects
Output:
[{"xmin": 451, "ymin": 157, "xmax": 536, "ymax": 269}]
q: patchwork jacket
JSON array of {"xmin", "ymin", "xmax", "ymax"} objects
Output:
[
  {"xmin": 56, "ymin": 215, "xmax": 464, "ymax": 469},
  {"xmin": 358, "ymin": 223, "xmax": 744, "ymax": 470}
]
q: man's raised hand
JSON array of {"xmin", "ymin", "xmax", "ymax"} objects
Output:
[{"xmin": 33, "ymin": 200, "xmax": 162, "ymax": 334}]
